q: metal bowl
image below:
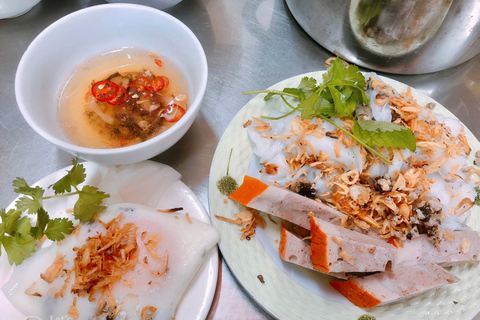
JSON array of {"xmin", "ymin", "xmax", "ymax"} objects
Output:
[{"xmin": 286, "ymin": 0, "xmax": 480, "ymax": 74}]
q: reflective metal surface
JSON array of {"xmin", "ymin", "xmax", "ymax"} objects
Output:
[
  {"xmin": 0, "ymin": 0, "xmax": 479, "ymax": 319},
  {"xmin": 286, "ymin": 0, "xmax": 480, "ymax": 74}
]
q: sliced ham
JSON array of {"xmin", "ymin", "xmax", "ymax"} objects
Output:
[
  {"xmin": 309, "ymin": 216, "xmax": 396, "ymax": 273},
  {"xmin": 230, "ymin": 176, "xmax": 480, "ymax": 269},
  {"xmin": 279, "ymin": 223, "xmax": 347, "ymax": 279},
  {"xmin": 229, "ymin": 175, "xmax": 345, "ymax": 229},
  {"xmin": 398, "ymin": 230, "xmax": 480, "ymax": 267},
  {"xmin": 330, "ymin": 263, "xmax": 460, "ymax": 308}
]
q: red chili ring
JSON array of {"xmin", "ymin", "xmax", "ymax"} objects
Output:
[
  {"xmin": 162, "ymin": 104, "xmax": 186, "ymax": 122},
  {"xmin": 145, "ymin": 76, "xmax": 165, "ymax": 92},
  {"xmin": 91, "ymin": 80, "xmax": 119, "ymax": 102},
  {"xmin": 107, "ymin": 86, "xmax": 129, "ymax": 105}
]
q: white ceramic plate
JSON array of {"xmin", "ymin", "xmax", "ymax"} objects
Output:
[
  {"xmin": 208, "ymin": 71, "xmax": 480, "ymax": 320},
  {"xmin": 0, "ymin": 161, "xmax": 218, "ymax": 320}
]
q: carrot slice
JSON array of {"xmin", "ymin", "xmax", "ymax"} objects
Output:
[
  {"xmin": 387, "ymin": 238, "xmax": 398, "ymax": 249},
  {"xmin": 279, "ymin": 223, "xmax": 288, "ymax": 260},
  {"xmin": 229, "ymin": 176, "xmax": 268, "ymax": 206},
  {"xmin": 330, "ymin": 279, "xmax": 382, "ymax": 309},
  {"xmin": 309, "ymin": 216, "xmax": 330, "ymax": 273}
]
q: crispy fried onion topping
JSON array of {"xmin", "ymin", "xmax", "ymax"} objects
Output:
[
  {"xmin": 248, "ymin": 77, "xmax": 478, "ymax": 247},
  {"xmin": 215, "ymin": 207, "xmax": 266, "ymax": 240},
  {"xmin": 71, "ymin": 213, "xmax": 139, "ymax": 302}
]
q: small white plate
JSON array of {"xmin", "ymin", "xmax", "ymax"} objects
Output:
[
  {"xmin": 0, "ymin": 161, "xmax": 218, "ymax": 320},
  {"xmin": 208, "ymin": 71, "xmax": 480, "ymax": 320}
]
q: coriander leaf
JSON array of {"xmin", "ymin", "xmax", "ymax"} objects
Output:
[
  {"xmin": 352, "ymin": 120, "xmax": 417, "ymax": 152},
  {"xmin": 52, "ymin": 158, "xmax": 86, "ymax": 194},
  {"xmin": 74, "ymin": 185, "xmax": 109, "ymax": 222},
  {"xmin": 0, "ymin": 209, "xmax": 22, "ymax": 235},
  {"xmin": 475, "ymin": 186, "xmax": 480, "ymax": 206},
  {"xmin": 283, "ymin": 88, "xmax": 306, "ymax": 101},
  {"xmin": 298, "ymin": 76, "xmax": 317, "ymax": 91},
  {"xmin": 0, "ymin": 223, "xmax": 4, "ymax": 241},
  {"xmin": 15, "ymin": 216, "xmax": 35, "ymax": 243},
  {"xmin": 30, "ymin": 207, "xmax": 49, "ymax": 240},
  {"xmin": 1, "ymin": 216, "xmax": 38, "ymax": 265},
  {"xmin": 327, "ymin": 86, "xmax": 357, "ymax": 117},
  {"xmin": 323, "ymin": 59, "xmax": 366, "ymax": 88},
  {"xmin": 12, "ymin": 178, "xmax": 44, "ymax": 209},
  {"xmin": 2, "ymin": 235, "xmax": 37, "ymax": 265},
  {"xmin": 299, "ymin": 92, "xmax": 321, "ymax": 119},
  {"xmin": 44, "ymin": 218, "xmax": 74, "ymax": 241},
  {"xmin": 310, "ymin": 59, "xmax": 369, "ymax": 118},
  {"xmin": 263, "ymin": 77, "xmax": 317, "ymax": 101},
  {"xmin": 15, "ymin": 196, "xmax": 42, "ymax": 215}
]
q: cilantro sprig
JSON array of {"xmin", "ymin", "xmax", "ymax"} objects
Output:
[
  {"xmin": 244, "ymin": 58, "xmax": 417, "ymax": 164},
  {"xmin": 0, "ymin": 158, "xmax": 109, "ymax": 265}
]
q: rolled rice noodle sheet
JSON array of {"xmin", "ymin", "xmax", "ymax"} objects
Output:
[
  {"xmin": 2, "ymin": 203, "xmax": 219, "ymax": 320},
  {"xmin": 367, "ymin": 161, "xmax": 388, "ymax": 179},
  {"xmin": 314, "ymin": 176, "xmax": 330, "ymax": 196},
  {"xmin": 443, "ymin": 116, "xmax": 464, "ymax": 137},
  {"xmin": 368, "ymin": 93, "xmax": 392, "ymax": 123},
  {"xmin": 259, "ymin": 153, "xmax": 291, "ymax": 186},
  {"xmin": 355, "ymin": 104, "xmax": 373, "ymax": 120},
  {"xmin": 248, "ymin": 128, "xmax": 287, "ymax": 163},
  {"xmin": 428, "ymin": 174, "xmax": 475, "ymax": 227},
  {"xmin": 386, "ymin": 149, "xmax": 411, "ymax": 178},
  {"xmin": 97, "ymin": 162, "xmax": 181, "ymax": 208},
  {"xmin": 437, "ymin": 154, "xmax": 469, "ymax": 178},
  {"xmin": 303, "ymin": 135, "xmax": 363, "ymax": 171}
]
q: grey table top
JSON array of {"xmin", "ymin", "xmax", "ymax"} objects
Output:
[{"xmin": 1, "ymin": 0, "xmax": 479, "ymax": 319}]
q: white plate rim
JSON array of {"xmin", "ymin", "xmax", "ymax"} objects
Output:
[
  {"xmin": 0, "ymin": 160, "xmax": 218, "ymax": 320},
  {"xmin": 208, "ymin": 71, "xmax": 480, "ymax": 320}
]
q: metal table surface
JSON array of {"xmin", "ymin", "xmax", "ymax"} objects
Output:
[{"xmin": 1, "ymin": 0, "xmax": 479, "ymax": 319}]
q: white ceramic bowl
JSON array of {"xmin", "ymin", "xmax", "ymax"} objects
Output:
[
  {"xmin": 104, "ymin": 0, "xmax": 182, "ymax": 10},
  {"xmin": 15, "ymin": 4, "xmax": 207, "ymax": 165}
]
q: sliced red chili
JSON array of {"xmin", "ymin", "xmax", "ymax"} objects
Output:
[
  {"xmin": 129, "ymin": 77, "xmax": 150, "ymax": 92},
  {"xmin": 107, "ymin": 86, "xmax": 129, "ymax": 105},
  {"xmin": 91, "ymin": 80, "xmax": 119, "ymax": 102},
  {"xmin": 155, "ymin": 59, "xmax": 162, "ymax": 67},
  {"xmin": 162, "ymin": 104, "xmax": 186, "ymax": 122},
  {"xmin": 145, "ymin": 76, "xmax": 165, "ymax": 92},
  {"xmin": 160, "ymin": 76, "xmax": 169, "ymax": 88}
]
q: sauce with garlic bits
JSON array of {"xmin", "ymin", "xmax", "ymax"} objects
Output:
[{"xmin": 58, "ymin": 48, "xmax": 189, "ymax": 149}]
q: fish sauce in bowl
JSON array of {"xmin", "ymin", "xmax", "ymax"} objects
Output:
[{"xmin": 57, "ymin": 48, "xmax": 189, "ymax": 149}]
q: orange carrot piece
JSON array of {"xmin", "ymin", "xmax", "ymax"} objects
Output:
[
  {"xmin": 330, "ymin": 279, "xmax": 382, "ymax": 309},
  {"xmin": 387, "ymin": 238, "xmax": 398, "ymax": 249},
  {"xmin": 279, "ymin": 223, "xmax": 288, "ymax": 260},
  {"xmin": 309, "ymin": 216, "xmax": 329, "ymax": 273},
  {"xmin": 229, "ymin": 176, "xmax": 269, "ymax": 206}
]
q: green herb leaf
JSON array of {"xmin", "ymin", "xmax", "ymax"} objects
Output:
[
  {"xmin": 30, "ymin": 207, "xmax": 50, "ymax": 240},
  {"xmin": 74, "ymin": 185, "xmax": 109, "ymax": 222},
  {"xmin": 0, "ymin": 209, "xmax": 22, "ymax": 235},
  {"xmin": 2, "ymin": 235, "xmax": 37, "ymax": 266},
  {"xmin": 243, "ymin": 58, "xmax": 417, "ymax": 163},
  {"xmin": 44, "ymin": 218, "xmax": 74, "ymax": 241},
  {"xmin": 13, "ymin": 178, "xmax": 44, "ymax": 213},
  {"xmin": 15, "ymin": 196, "xmax": 42, "ymax": 215},
  {"xmin": 52, "ymin": 158, "xmax": 87, "ymax": 194},
  {"xmin": 2, "ymin": 216, "xmax": 38, "ymax": 265},
  {"xmin": 323, "ymin": 59, "xmax": 366, "ymax": 88},
  {"xmin": 352, "ymin": 120, "xmax": 417, "ymax": 152},
  {"xmin": 0, "ymin": 157, "xmax": 110, "ymax": 265},
  {"xmin": 475, "ymin": 186, "xmax": 480, "ymax": 206}
]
